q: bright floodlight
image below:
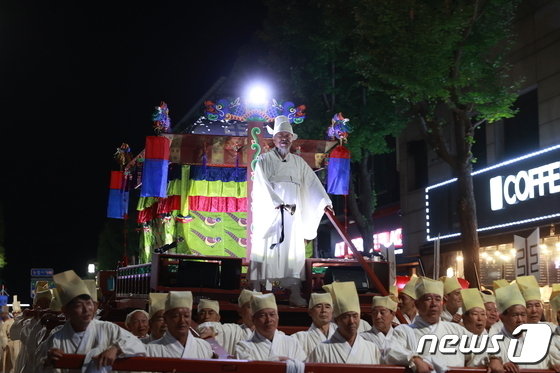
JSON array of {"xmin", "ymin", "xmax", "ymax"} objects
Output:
[
  {"xmin": 246, "ymin": 83, "xmax": 270, "ymax": 106},
  {"xmin": 88, "ymin": 263, "xmax": 96, "ymax": 274}
]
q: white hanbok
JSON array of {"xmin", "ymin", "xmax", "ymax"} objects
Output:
[
  {"xmin": 308, "ymin": 330, "xmax": 381, "ymax": 364},
  {"xmin": 197, "ymin": 322, "xmax": 246, "ymax": 356},
  {"xmin": 291, "ymin": 322, "xmax": 336, "ymax": 356},
  {"xmin": 146, "ymin": 331, "xmax": 213, "ymax": 359},
  {"xmin": 250, "ymin": 151, "xmax": 331, "ymax": 285},
  {"xmin": 494, "ymin": 326, "xmax": 552, "ymax": 369},
  {"xmin": 236, "ymin": 329, "xmax": 306, "ymax": 362},
  {"xmin": 440, "ymin": 306, "xmax": 463, "ymax": 322},
  {"xmin": 360, "ymin": 325, "xmax": 394, "ymax": 361}
]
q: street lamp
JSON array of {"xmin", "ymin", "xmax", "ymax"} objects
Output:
[
  {"xmin": 88, "ymin": 263, "xmax": 96, "ymax": 274},
  {"xmin": 245, "ymin": 82, "xmax": 271, "ymax": 107}
]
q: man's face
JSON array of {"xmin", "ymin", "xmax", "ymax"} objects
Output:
[
  {"xmin": 164, "ymin": 307, "xmax": 192, "ymax": 340},
  {"xmin": 500, "ymin": 304, "xmax": 527, "ymax": 334},
  {"xmin": 127, "ymin": 311, "xmax": 149, "ymax": 337},
  {"xmin": 398, "ymin": 293, "xmax": 416, "ymax": 314},
  {"xmin": 198, "ymin": 308, "xmax": 220, "ymax": 323},
  {"xmin": 444, "ymin": 289, "xmax": 462, "ymax": 309},
  {"xmin": 252, "ymin": 308, "xmax": 278, "ymax": 338},
  {"xmin": 149, "ymin": 310, "xmax": 167, "ymax": 339},
  {"xmin": 525, "ymin": 300, "xmax": 543, "ymax": 323},
  {"xmin": 484, "ymin": 302, "xmax": 499, "ymax": 327},
  {"xmin": 335, "ymin": 312, "xmax": 360, "ymax": 341},
  {"xmin": 308, "ymin": 303, "xmax": 333, "ymax": 327},
  {"xmin": 64, "ymin": 297, "xmax": 95, "ymax": 330},
  {"xmin": 415, "ymin": 293, "xmax": 443, "ymax": 324},
  {"xmin": 238, "ymin": 303, "xmax": 253, "ymax": 327},
  {"xmin": 272, "ymin": 132, "xmax": 293, "ymax": 151},
  {"xmin": 463, "ymin": 307, "xmax": 487, "ymax": 335},
  {"xmin": 371, "ymin": 306, "xmax": 394, "ymax": 334}
]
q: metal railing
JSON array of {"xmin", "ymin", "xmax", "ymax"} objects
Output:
[{"xmin": 115, "ymin": 263, "xmax": 152, "ymax": 298}]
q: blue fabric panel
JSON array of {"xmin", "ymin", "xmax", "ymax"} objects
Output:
[
  {"xmin": 190, "ymin": 165, "xmax": 247, "ymax": 182},
  {"xmin": 327, "ymin": 157, "xmax": 350, "ymax": 195},
  {"xmin": 141, "ymin": 159, "xmax": 169, "ymax": 197},
  {"xmin": 107, "ymin": 189, "xmax": 130, "ymax": 219}
]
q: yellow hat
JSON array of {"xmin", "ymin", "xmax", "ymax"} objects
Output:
[
  {"xmin": 148, "ymin": 293, "xmax": 167, "ymax": 318},
  {"xmin": 493, "ymin": 279, "xmax": 509, "ymax": 289},
  {"xmin": 440, "ymin": 276, "xmax": 462, "ymax": 295},
  {"xmin": 550, "ymin": 295, "xmax": 560, "ymax": 316},
  {"xmin": 83, "ymin": 280, "xmax": 98, "ymax": 303},
  {"xmin": 198, "ymin": 299, "xmax": 220, "ymax": 314},
  {"xmin": 415, "ymin": 277, "xmax": 444, "ymax": 298},
  {"xmin": 372, "ymin": 295, "xmax": 398, "ymax": 312},
  {"xmin": 250, "ymin": 293, "xmax": 277, "ymax": 314},
  {"xmin": 401, "ymin": 276, "xmax": 418, "ymax": 300},
  {"xmin": 550, "ymin": 284, "xmax": 560, "ymax": 303},
  {"xmin": 125, "ymin": 309, "xmax": 149, "ymax": 327},
  {"xmin": 53, "ymin": 270, "xmax": 91, "ymax": 307},
  {"xmin": 389, "ymin": 285, "xmax": 398, "ymax": 297},
  {"xmin": 33, "ymin": 281, "xmax": 53, "ymax": 305},
  {"xmin": 165, "ymin": 291, "xmax": 193, "ymax": 311},
  {"xmin": 461, "ymin": 288, "xmax": 485, "ymax": 312},
  {"xmin": 480, "ymin": 289, "xmax": 496, "ymax": 304},
  {"xmin": 49, "ymin": 288, "xmax": 62, "ymax": 312},
  {"xmin": 238, "ymin": 289, "xmax": 263, "ymax": 307},
  {"xmin": 516, "ymin": 275, "xmax": 541, "ymax": 302},
  {"xmin": 495, "ymin": 283, "xmax": 526, "ymax": 314},
  {"xmin": 308, "ymin": 292, "xmax": 333, "ymax": 309},
  {"xmin": 323, "ymin": 281, "xmax": 361, "ymax": 318}
]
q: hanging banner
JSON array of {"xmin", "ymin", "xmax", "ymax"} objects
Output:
[{"xmin": 514, "ymin": 228, "xmax": 540, "ymax": 278}]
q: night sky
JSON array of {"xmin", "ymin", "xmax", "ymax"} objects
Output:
[{"xmin": 0, "ymin": 1, "xmax": 267, "ymax": 302}]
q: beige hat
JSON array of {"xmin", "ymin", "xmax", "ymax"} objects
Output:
[
  {"xmin": 309, "ymin": 292, "xmax": 333, "ymax": 309},
  {"xmin": 238, "ymin": 289, "xmax": 262, "ymax": 307},
  {"xmin": 550, "ymin": 284, "xmax": 560, "ymax": 303},
  {"xmin": 53, "ymin": 270, "xmax": 91, "ymax": 307},
  {"xmin": 198, "ymin": 299, "xmax": 220, "ymax": 314},
  {"xmin": 401, "ymin": 276, "xmax": 419, "ymax": 300},
  {"xmin": 415, "ymin": 277, "xmax": 444, "ymax": 298},
  {"xmin": 480, "ymin": 289, "xmax": 496, "ymax": 304},
  {"xmin": 550, "ymin": 295, "xmax": 560, "ymax": 316},
  {"xmin": 493, "ymin": 279, "xmax": 509, "ymax": 289},
  {"xmin": 34, "ymin": 281, "xmax": 53, "ymax": 305},
  {"xmin": 461, "ymin": 288, "xmax": 485, "ymax": 312},
  {"xmin": 250, "ymin": 293, "xmax": 278, "ymax": 314},
  {"xmin": 125, "ymin": 309, "xmax": 150, "ymax": 327},
  {"xmin": 323, "ymin": 281, "xmax": 361, "ymax": 318},
  {"xmin": 49, "ymin": 288, "xmax": 62, "ymax": 312},
  {"xmin": 440, "ymin": 276, "xmax": 462, "ymax": 295},
  {"xmin": 11, "ymin": 295, "xmax": 21, "ymax": 313},
  {"xmin": 516, "ymin": 275, "xmax": 541, "ymax": 302},
  {"xmin": 267, "ymin": 115, "xmax": 298, "ymax": 140},
  {"xmin": 149, "ymin": 293, "xmax": 168, "ymax": 318},
  {"xmin": 83, "ymin": 280, "xmax": 98, "ymax": 303},
  {"xmin": 372, "ymin": 295, "xmax": 398, "ymax": 312},
  {"xmin": 165, "ymin": 291, "xmax": 193, "ymax": 311},
  {"xmin": 495, "ymin": 283, "xmax": 526, "ymax": 314}
]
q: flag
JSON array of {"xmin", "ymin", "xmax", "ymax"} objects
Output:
[
  {"xmin": 327, "ymin": 145, "xmax": 351, "ymax": 195},
  {"xmin": 141, "ymin": 136, "xmax": 170, "ymax": 197},
  {"xmin": 107, "ymin": 171, "xmax": 129, "ymax": 219}
]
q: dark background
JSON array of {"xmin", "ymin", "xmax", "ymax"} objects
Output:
[{"xmin": 0, "ymin": 1, "xmax": 267, "ymax": 302}]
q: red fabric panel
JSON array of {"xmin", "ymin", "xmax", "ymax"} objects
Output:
[
  {"xmin": 330, "ymin": 145, "xmax": 351, "ymax": 159},
  {"xmin": 109, "ymin": 171, "xmax": 124, "ymax": 189},
  {"xmin": 189, "ymin": 196, "xmax": 247, "ymax": 212},
  {"xmin": 144, "ymin": 136, "xmax": 170, "ymax": 160},
  {"xmin": 136, "ymin": 195, "xmax": 181, "ymax": 223}
]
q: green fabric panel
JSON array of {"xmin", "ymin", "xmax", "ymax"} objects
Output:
[
  {"xmin": 139, "ymin": 226, "xmax": 154, "ymax": 264},
  {"xmin": 167, "ymin": 178, "xmax": 182, "ymax": 196},
  {"xmin": 188, "ymin": 180, "xmax": 247, "ymax": 198},
  {"xmin": 180, "ymin": 165, "xmax": 191, "ymax": 216},
  {"xmin": 306, "ymin": 239, "xmax": 314, "ymax": 258},
  {"xmin": 137, "ymin": 196, "xmax": 158, "ymax": 211}
]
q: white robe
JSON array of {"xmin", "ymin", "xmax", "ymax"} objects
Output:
[
  {"xmin": 146, "ymin": 331, "xmax": 213, "ymax": 359},
  {"xmin": 249, "ymin": 151, "xmax": 331, "ymax": 285},
  {"xmin": 307, "ymin": 330, "xmax": 381, "ymax": 364},
  {"xmin": 385, "ymin": 316, "xmax": 486, "ymax": 373},
  {"xmin": 197, "ymin": 322, "xmax": 246, "ymax": 356},
  {"xmin": 36, "ymin": 319, "xmax": 146, "ymax": 373},
  {"xmin": 291, "ymin": 322, "xmax": 337, "ymax": 356},
  {"xmin": 494, "ymin": 326, "xmax": 552, "ymax": 370},
  {"xmin": 360, "ymin": 326, "xmax": 394, "ymax": 361},
  {"xmin": 440, "ymin": 306, "xmax": 462, "ymax": 322},
  {"xmin": 235, "ymin": 329, "xmax": 306, "ymax": 362}
]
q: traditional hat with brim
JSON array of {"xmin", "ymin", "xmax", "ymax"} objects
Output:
[
  {"xmin": 516, "ymin": 275, "xmax": 541, "ymax": 302},
  {"xmin": 372, "ymin": 295, "xmax": 398, "ymax": 312},
  {"xmin": 250, "ymin": 293, "xmax": 277, "ymax": 314},
  {"xmin": 148, "ymin": 293, "xmax": 168, "ymax": 318},
  {"xmin": 125, "ymin": 309, "xmax": 150, "ymax": 327},
  {"xmin": 440, "ymin": 276, "xmax": 462, "ymax": 295},
  {"xmin": 308, "ymin": 292, "xmax": 333, "ymax": 309},
  {"xmin": 415, "ymin": 277, "xmax": 444, "ymax": 299},
  {"xmin": 238, "ymin": 289, "xmax": 263, "ymax": 307},
  {"xmin": 401, "ymin": 276, "xmax": 419, "ymax": 300},
  {"xmin": 461, "ymin": 288, "xmax": 485, "ymax": 312},
  {"xmin": 165, "ymin": 291, "xmax": 193, "ymax": 311},
  {"xmin": 198, "ymin": 299, "xmax": 220, "ymax": 314},
  {"xmin": 266, "ymin": 115, "xmax": 298, "ymax": 140},
  {"xmin": 53, "ymin": 270, "xmax": 91, "ymax": 307},
  {"xmin": 323, "ymin": 281, "xmax": 361, "ymax": 318},
  {"xmin": 495, "ymin": 283, "xmax": 526, "ymax": 314}
]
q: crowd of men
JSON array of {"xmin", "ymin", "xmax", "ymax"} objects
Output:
[{"xmin": 3, "ymin": 270, "xmax": 560, "ymax": 372}]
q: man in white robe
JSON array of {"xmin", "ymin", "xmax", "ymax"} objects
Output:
[
  {"xmin": 396, "ymin": 277, "xmax": 418, "ymax": 325},
  {"xmin": 250, "ymin": 115, "xmax": 332, "ymax": 306},
  {"xmin": 141, "ymin": 292, "xmax": 167, "ymax": 343},
  {"xmin": 516, "ymin": 275, "xmax": 555, "ymax": 329},
  {"xmin": 361, "ymin": 295, "xmax": 397, "ymax": 360},
  {"xmin": 460, "ymin": 288, "xmax": 488, "ymax": 336},
  {"xmin": 385, "ymin": 277, "xmax": 499, "ymax": 373},
  {"xmin": 195, "ymin": 299, "xmax": 241, "ymax": 358},
  {"xmin": 235, "ymin": 293, "xmax": 305, "ymax": 361},
  {"xmin": 308, "ymin": 282, "xmax": 380, "ymax": 364},
  {"xmin": 38, "ymin": 270, "xmax": 146, "ymax": 373},
  {"xmin": 439, "ymin": 276, "xmax": 463, "ymax": 323},
  {"xmin": 147, "ymin": 291, "xmax": 213, "ymax": 359},
  {"xmin": 480, "ymin": 290, "xmax": 501, "ymax": 334},
  {"xmin": 291, "ymin": 293, "xmax": 337, "ymax": 356}
]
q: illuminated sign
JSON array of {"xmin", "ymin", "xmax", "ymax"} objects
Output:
[
  {"xmin": 426, "ymin": 144, "xmax": 560, "ymax": 241},
  {"xmin": 334, "ymin": 228, "xmax": 403, "ymax": 257}
]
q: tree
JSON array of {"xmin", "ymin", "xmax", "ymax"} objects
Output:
[
  {"xmin": 349, "ymin": 0, "xmax": 520, "ymax": 286},
  {"xmin": 259, "ymin": 0, "xmax": 407, "ymax": 253}
]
